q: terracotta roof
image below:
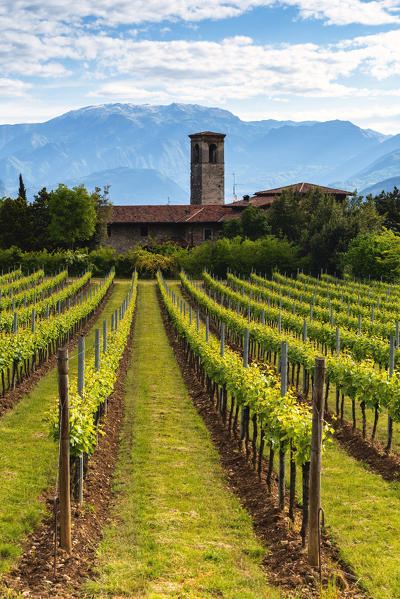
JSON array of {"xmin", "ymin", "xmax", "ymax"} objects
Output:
[
  {"xmin": 226, "ymin": 196, "xmax": 276, "ymax": 208},
  {"xmin": 110, "ymin": 204, "xmax": 238, "ymax": 224},
  {"xmin": 254, "ymin": 182, "xmax": 353, "ymax": 197}
]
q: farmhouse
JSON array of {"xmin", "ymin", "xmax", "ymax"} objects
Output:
[{"xmin": 107, "ymin": 131, "xmax": 352, "ymax": 253}]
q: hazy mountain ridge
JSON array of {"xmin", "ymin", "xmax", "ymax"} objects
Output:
[
  {"xmin": 361, "ymin": 176, "xmax": 400, "ymax": 196},
  {"xmin": 0, "ymin": 103, "xmax": 397, "ymax": 204}
]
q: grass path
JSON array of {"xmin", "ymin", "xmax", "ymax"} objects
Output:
[
  {"xmin": 86, "ymin": 281, "xmax": 282, "ymax": 599},
  {"xmin": 0, "ymin": 280, "xmax": 130, "ymax": 575}
]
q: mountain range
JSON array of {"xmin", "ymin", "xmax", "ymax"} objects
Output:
[{"xmin": 0, "ymin": 103, "xmax": 398, "ymax": 204}]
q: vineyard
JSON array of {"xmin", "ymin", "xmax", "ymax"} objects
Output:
[{"xmin": 0, "ymin": 267, "xmax": 400, "ymax": 598}]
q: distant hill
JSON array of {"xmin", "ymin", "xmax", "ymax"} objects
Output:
[
  {"xmin": 361, "ymin": 176, "xmax": 400, "ymax": 196},
  {"xmin": 65, "ymin": 167, "xmax": 187, "ymax": 204},
  {"xmin": 0, "ymin": 102, "xmax": 395, "ymax": 204}
]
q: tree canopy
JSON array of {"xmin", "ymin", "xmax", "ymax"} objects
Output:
[
  {"xmin": 345, "ymin": 229, "xmax": 400, "ymax": 282},
  {"xmin": 48, "ymin": 184, "xmax": 97, "ymax": 247}
]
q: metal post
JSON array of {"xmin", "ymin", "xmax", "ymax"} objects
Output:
[
  {"xmin": 103, "ymin": 320, "xmax": 107, "ymax": 353},
  {"xmin": 95, "ymin": 329, "xmax": 100, "ymax": 372},
  {"xmin": 240, "ymin": 328, "xmax": 249, "ymax": 441},
  {"xmin": 386, "ymin": 337, "xmax": 395, "ymax": 452},
  {"xmin": 279, "ymin": 340, "xmax": 288, "ymax": 511}
]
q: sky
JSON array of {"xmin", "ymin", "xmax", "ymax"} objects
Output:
[{"xmin": 1, "ymin": 0, "xmax": 400, "ymax": 133}]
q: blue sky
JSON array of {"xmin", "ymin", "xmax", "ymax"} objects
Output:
[{"xmin": 1, "ymin": 0, "xmax": 400, "ymax": 133}]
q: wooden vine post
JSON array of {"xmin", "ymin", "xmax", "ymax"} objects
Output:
[
  {"xmin": 308, "ymin": 356, "xmax": 325, "ymax": 567},
  {"xmin": 57, "ymin": 347, "xmax": 72, "ymax": 553},
  {"xmin": 77, "ymin": 336, "xmax": 85, "ymax": 504}
]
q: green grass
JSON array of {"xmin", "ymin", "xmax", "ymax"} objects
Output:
[
  {"xmin": 320, "ymin": 441, "xmax": 400, "ymax": 598},
  {"xmin": 86, "ymin": 281, "xmax": 282, "ymax": 599},
  {"xmin": 325, "ymin": 381, "xmax": 400, "ymax": 454},
  {"xmin": 171, "ymin": 280, "xmax": 400, "ymax": 599},
  {"xmin": 0, "ymin": 280, "xmax": 130, "ymax": 575}
]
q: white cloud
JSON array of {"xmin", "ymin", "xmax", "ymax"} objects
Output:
[
  {"xmin": 0, "ymin": 0, "xmax": 398, "ymax": 32},
  {"xmin": 0, "ymin": 78, "xmax": 31, "ymax": 97}
]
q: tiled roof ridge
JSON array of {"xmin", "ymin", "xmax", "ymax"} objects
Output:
[{"xmin": 254, "ymin": 182, "xmax": 353, "ymax": 196}]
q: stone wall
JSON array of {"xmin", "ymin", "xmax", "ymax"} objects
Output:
[{"xmin": 108, "ymin": 222, "xmax": 222, "ymax": 253}]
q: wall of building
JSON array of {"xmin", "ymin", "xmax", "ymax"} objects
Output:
[
  {"xmin": 108, "ymin": 222, "xmax": 221, "ymax": 253},
  {"xmin": 190, "ymin": 134, "xmax": 225, "ymax": 206}
]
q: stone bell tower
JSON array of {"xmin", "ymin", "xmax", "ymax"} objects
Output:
[{"xmin": 189, "ymin": 131, "xmax": 225, "ymax": 205}]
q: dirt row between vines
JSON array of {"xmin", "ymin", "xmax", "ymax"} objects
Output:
[
  {"xmin": 2, "ymin": 285, "xmax": 136, "ymax": 598},
  {"xmin": 158, "ymin": 286, "xmax": 368, "ymax": 599}
]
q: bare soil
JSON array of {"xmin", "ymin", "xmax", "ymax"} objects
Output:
[
  {"xmin": 2, "ymin": 287, "xmax": 137, "ymax": 598},
  {"xmin": 159, "ymin": 288, "xmax": 369, "ymax": 599}
]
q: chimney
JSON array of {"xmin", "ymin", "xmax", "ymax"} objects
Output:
[{"xmin": 243, "ymin": 195, "xmax": 250, "ymax": 205}]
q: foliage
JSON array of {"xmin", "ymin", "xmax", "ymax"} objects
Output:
[
  {"xmin": 48, "ymin": 184, "xmax": 97, "ymax": 247},
  {"xmin": 89, "ymin": 245, "xmax": 116, "ymax": 277},
  {"xmin": 345, "ymin": 229, "xmax": 400, "ymax": 282},
  {"xmin": 199, "ymin": 270, "xmax": 400, "ymax": 423},
  {"xmin": 87, "ymin": 185, "xmax": 112, "ymax": 250},
  {"xmin": 221, "ymin": 217, "xmax": 243, "ymax": 238},
  {"xmin": 0, "ymin": 270, "xmax": 114, "ymax": 373},
  {"xmin": 179, "ymin": 235, "xmax": 305, "ymax": 277},
  {"xmin": 0, "ymin": 271, "xmax": 90, "ymax": 333},
  {"xmin": 374, "ymin": 186, "xmax": 400, "ymax": 233},
  {"xmin": 48, "ymin": 274, "xmax": 137, "ymax": 457},
  {"xmin": 266, "ymin": 188, "xmax": 307, "ymax": 242},
  {"xmin": 161, "ymin": 272, "xmax": 329, "ymax": 464},
  {"xmin": 221, "ymin": 205, "xmax": 269, "ymax": 240},
  {"xmin": 0, "ymin": 196, "xmax": 30, "ymax": 250},
  {"xmin": 29, "ymin": 188, "xmax": 52, "ymax": 251},
  {"xmin": 265, "ymin": 188, "xmax": 383, "ymax": 275},
  {"xmin": 18, "ymin": 174, "xmax": 27, "ymax": 202}
]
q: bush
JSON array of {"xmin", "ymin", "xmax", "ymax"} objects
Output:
[
  {"xmin": 88, "ymin": 246, "xmax": 116, "ymax": 277},
  {"xmin": 179, "ymin": 235, "xmax": 305, "ymax": 277},
  {"xmin": 115, "ymin": 248, "xmax": 176, "ymax": 278},
  {"xmin": 345, "ymin": 229, "xmax": 400, "ymax": 282}
]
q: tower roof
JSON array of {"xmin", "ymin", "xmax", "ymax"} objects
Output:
[{"xmin": 189, "ymin": 131, "xmax": 226, "ymax": 139}]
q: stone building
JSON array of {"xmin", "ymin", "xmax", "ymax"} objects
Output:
[
  {"xmin": 107, "ymin": 131, "xmax": 352, "ymax": 254},
  {"xmin": 189, "ymin": 131, "xmax": 225, "ymax": 205}
]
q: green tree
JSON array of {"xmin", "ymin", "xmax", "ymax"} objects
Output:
[
  {"xmin": 241, "ymin": 205, "xmax": 270, "ymax": 240},
  {"xmin": 0, "ymin": 195, "xmax": 30, "ymax": 249},
  {"xmin": 18, "ymin": 173, "xmax": 27, "ymax": 202},
  {"xmin": 87, "ymin": 185, "xmax": 112, "ymax": 250},
  {"xmin": 345, "ymin": 229, "xmax": 400, "ymax": 282},
  {"xmin": 374, "ymin": 186, "xmax": 400, "ymax": 233},
  {"xmin": 29, "ymin": 187, "xmax": 51, "ymax": 250},
  {"xmin": 221, "ymin": 217, "xmax": 243, "ymax": 239},
  {"xmin": 302, "ymin": 192, "xmax": 382, "ymax": 274},
  {"xmin": 266, "ymin": 188, "xmax": 307, "ymax": 242},
  {"xmin": 49, "ymin": 184, "xmax": 96, "ymax": 247}
]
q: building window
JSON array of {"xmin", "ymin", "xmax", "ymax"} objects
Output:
[
  {"xmin": 209, "ymin": 144, "xmax": 217, "ymax": 163},
  {"xmin": 203, "ymin": 228, "xmax": 212, "ymax": 241},
  {"xmin": 106, "ymin": 224, "xmax": 111, "ymax": 238},
  {"xmin": 193, "ymin": 143, "xmax": 200, "ymax": 163},
  {"xmin": 140, "ymin": 225, "xmax": 148, "ymax": 237}
]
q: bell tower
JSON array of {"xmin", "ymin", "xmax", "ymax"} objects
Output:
[{"xmin": 189, "ymin": 131, "xmax": 225, "ymax": 205}]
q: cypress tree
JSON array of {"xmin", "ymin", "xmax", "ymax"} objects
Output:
[{"xmin": 18, "ymin": 173, "xmax": 27, "ymax": 202}]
